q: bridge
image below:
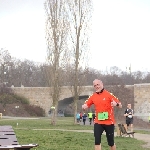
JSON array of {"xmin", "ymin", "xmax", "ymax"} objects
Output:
[
  {"xmin": 11, "ymin": 84, "xmax": 150, "ymax": 118},
  {"xmin": 11, "ymin": 86, "xmax": 93, "ymax": 116}
]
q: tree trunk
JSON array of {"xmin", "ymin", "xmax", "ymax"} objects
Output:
[
  {"xmin": 73, "ymin": 92, "xmax": 79, "ymax": 124},
  {"xmin": 51, "ymin": 105, "xmax": 58, "ymax": 125}
]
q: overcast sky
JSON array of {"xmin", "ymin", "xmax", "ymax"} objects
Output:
[{"xmin": 0, "ymin": 0, "xmax": 150, "ymax": 72}]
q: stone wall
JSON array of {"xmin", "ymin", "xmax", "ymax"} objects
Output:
[
  {"xmin": 11, "ymin": 84, "xmax": 150, "ymax": 119},
  {"xmin": 134, "ymin": 84, "xmax": 150, "ymax": 121},
  {"xmin": 11, "ymin": 86, "xmax": 93, "ymax": 116},
  {"xmin": 11, "ymin": 87, "xmax": 52, "ymax": 116}
]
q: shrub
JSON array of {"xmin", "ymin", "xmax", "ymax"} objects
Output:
[
  {"xmin": 23, "ymin": 105, "xmax": 45, "ymax": 117},
  {"xmin": 0, "ymin": 93, "xmax": 29, "ymax": 104}
]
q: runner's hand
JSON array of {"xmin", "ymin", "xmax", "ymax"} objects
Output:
[
  {"xmin": 82, "ymin": 104, "xmax": 88, "ymax": 110},
  {"xmin": 111, "ymin": 100, "xmax": 117, "ymax": 106}
]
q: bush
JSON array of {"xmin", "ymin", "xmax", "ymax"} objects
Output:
[
  {"xmin": 23, "ymin": 105, "xmax": 45, "ymax": 117},
  {"xmin": 64, "ymin": 113, "xmax": 74, "ymax": 117},
  {"xmin": 0, "ymin": 93, "xmax": 29, "ymax": 104}
]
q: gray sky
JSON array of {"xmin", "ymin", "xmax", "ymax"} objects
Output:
[
  {"xmin": 0, "ymin": 0, "xmax": 46, "ymax": 62},
  {"xmin": 0, "ymin": 0, "xmax": 150, "ymax": 72}
]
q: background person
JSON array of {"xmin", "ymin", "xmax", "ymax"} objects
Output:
[
  {"xmin": 82, "ymin": 79, "xmax": 122, "ymax": 150},
  {"xmin": 80, "ymin": 112, "xmax": 82, "ymax": 122},
  {"xmin": 88, "ymin": 112, "xmax": 93, "ymax": 125},
  {"xmin": 76, "ymin": 112, "xmax": 80, "ymax": 123},
  {"xmin": 124, "ymin": 103, "xmax": 134, "ymax": 132},
  {"xmin": 82, "ymin": 113, "xmax": 87, "ymax": 125}
]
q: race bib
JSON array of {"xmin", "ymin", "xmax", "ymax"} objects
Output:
[
  {"xmin": 128, "ymin": 115, "xmax": 132, "ymax": 118},
  {"xmin": 98, "ymin": 112, "xmax": 108, "ymax": 120}
]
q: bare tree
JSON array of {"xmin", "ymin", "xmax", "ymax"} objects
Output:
[
  {"xmin": 44, "ymin": 0, "xmax": 69, "ymax": 125},
  {"xmin": 67, "ymin": 0, "xmax": 93, "ymax": 123},
  {"xmin": 0, "ymin": 48, "xmax": 12, "ymax": 87}
]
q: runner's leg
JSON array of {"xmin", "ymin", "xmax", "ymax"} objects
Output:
[
  {"xmin": 104, "ymin": 124, "xmax": 116, "ymax": 150},
  {"xmin": 94, "ymin": 123, "xmax": 104, "ymax": 150}
]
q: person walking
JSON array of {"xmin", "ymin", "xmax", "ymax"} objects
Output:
[
  {"xmin": 76, "ymin": 112, "xmax": 80, "ymax": 123},
  {"xmin": 82, "ymin": 113, "xmax": 87, "ymax": 125},
  {"xmin": 82, "ymin": 79, "xmax": 122, "ymax": 150},
  {"xmin": 80, "ymin": 112, "xmax": 83, "ymax": 122},
  {"xmin": 88, "ymin": 112, "xmax": 93, "ymax": 125},
  {"xmin": 124, "ymin": 103, "xmax": 134, "ymax": 132}
]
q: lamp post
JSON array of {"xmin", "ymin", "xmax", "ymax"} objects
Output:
[{"xmin": 15, "ymin": 106, "xmax": 19, "ymax": 127}]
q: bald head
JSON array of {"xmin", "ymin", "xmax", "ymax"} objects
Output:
[
  {"xmin": 93, "ymin": 79, "xmax": 104, "ymax": 92},
  {"xmin": 93, "ymin": 79, "xmax": 100, "ymax": 84}
]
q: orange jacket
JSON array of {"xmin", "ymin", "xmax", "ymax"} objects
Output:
[{"xmin": 85, "ymin": 89, "xmax": 120, "ymax": 125}]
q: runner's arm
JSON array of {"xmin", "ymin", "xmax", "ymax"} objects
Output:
[
  {"xmin": 111, "ymin": 100, "xmax": 122, "ymax": 108},
  {"xmin": 82, "ymin": 95, "xmax": 93, "ymax": 110},
  {"xmin": 110, "ymin": 93, "xmax": 122, "ymax": 108}
]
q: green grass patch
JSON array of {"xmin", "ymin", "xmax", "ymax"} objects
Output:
[
  {"xmin": 0, "ymin": 117, "xmax": 93, "ymax": 130},
  {"xmin": 0, "ymin": 117, "xmax": 150, "ymax": 150},
  {"xmin": 134, "ymin": 130, "xmax": 150, "ymax": 134},
  {"xmin": 15, "ymin": 129, "xmax": 149, "ymax": 150}
]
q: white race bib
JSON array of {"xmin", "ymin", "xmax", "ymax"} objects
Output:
[{"xmin": 128, "ymin": 115, "xmax": 132, "ymax": 118}]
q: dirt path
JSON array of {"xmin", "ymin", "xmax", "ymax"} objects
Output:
[
  {"xmin": 134, "ymin": 133, "xmax": 150, "ymax": 148},
  {"xmin": 33, "ymin": 128, "xmax": 150, "ymax": 149}
]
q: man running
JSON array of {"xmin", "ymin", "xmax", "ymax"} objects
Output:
[{"xmin": 82, "ymin": 79, "xmax": 122, "ymax": 150}]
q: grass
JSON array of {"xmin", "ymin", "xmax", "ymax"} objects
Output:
[
  {"xmin": 134, "ymin": 130, "xmax": 150, "ymax": 134},
  {"xmin": 0, "ymin": 117, "xmax": 150, "ymax": 150}
]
